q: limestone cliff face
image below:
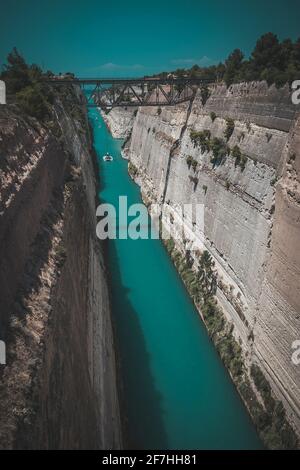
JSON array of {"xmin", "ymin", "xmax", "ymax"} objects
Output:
[
  {"xmin": 101, "ymin": 107, "xmax": 137, "ymax": 138},
  {"xmin": 0, "ymin": 108, "xmax": 65, "ymax": 338},
  {"xmin": 0, "ymin": 98, "xmax": 121, "ymax": 448},
  {"xmin": 110, "ymin": 81, "xmax": 300, "ymax": 442},
  {"xmin": 255, "ymin": 115, "xmax": 300, "ymax": 432}
]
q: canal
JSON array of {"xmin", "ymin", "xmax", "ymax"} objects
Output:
[{"xmin": 88, "ymin": 107, "xmax": 262, "ymax": 450}]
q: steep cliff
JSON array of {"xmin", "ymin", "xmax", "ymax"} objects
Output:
[
  {"xmin": 107, "ymin": 81, "xmax": 300, "ymax": 448},
  {"xmin": 101, "ymin": 107, "xmax": 137, "ymax": 138},
  {"xmin": 0, "ymin": 95, "xmax": 121, "ymax": 448}
]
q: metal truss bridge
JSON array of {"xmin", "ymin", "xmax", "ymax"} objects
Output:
[{"xmin": 46, "ymin": 77, "xmax": 214, "ymax": 111}]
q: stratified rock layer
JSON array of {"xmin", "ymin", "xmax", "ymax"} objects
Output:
[
  {"xmin": 0, "ymin": 99, "xmax": 121, "ymax": 449},
  {"xmin": 120, "ymin": 82, "xmax": 300, "ymax": 437}
]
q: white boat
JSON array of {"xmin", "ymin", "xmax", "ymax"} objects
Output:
[{"xmin": 103, "ymin": 153, "xmax": 113, "ymax": 162}]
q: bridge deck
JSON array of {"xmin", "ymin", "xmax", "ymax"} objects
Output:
[
  {"xmin": 46, "ymin": 76, "xmax": 214, "ymax": 110},
  {"xmin": 46, "ymin": 77, "xmax": 214, "ymax": 85}
]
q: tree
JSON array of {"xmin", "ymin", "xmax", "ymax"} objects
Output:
[
  {"xmin": 16, "ymin": 84, "xmax": 50, "ymax": 120},
  {"xmin": 197, "ymin": 250, "xmax": 217, "ymax": 299},
  {"xmin": 215, "ymin": 62, "xmax": 226, "ymax": 81},
  {"xmin": 1, "ymin": 48, "xmax": 54, "ymax": 120},
  {"xmin": 174, "ymin": 68, "xmax": 186, "ymax": 78},
  {"xmin": 251, "ymin": 33, "xmax": 281, "ymax": 70},
  {"xmin": 280, "ymin": 39, "xmax": 293, "ymax": 69},
  {"xmin": 165, "ymin": 33, "xmax": 300, "ymax": 88},
  {"xmin": 1, "ymin": 47, "xmax": 31, "ymax": 93},
  {"xmin": 224, "ymin": 49, "xmax": 244, "ymax": 85},
  {"xmin": 292, "ymin": 38, "xmax": 300, "ymax": 66}
]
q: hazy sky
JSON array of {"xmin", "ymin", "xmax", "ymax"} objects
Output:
[{"xmin": 0, "ymin": 0, "xmax": 299, "ymax": 76}]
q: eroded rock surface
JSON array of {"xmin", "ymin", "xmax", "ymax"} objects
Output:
[
  {"xmin": 0, "ymin": 99, "xmax": 121, "ymax": 449},
  {"xmin": 119, "ymin": 81, "xmax": 300, "ymax": 441}
]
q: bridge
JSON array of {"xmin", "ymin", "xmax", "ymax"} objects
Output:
[{"xmin": 46, "ymin": 77, "xmax": 214, "ymax": 111}]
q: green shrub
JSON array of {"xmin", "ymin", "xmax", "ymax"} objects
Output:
[
  {"xmin": 191, "ymin": 159, "xmax": 198, "ymax": 171},
  {"xmin": 165, "ymin": 237, "xmax": 175, "ymax": 253},
  {"xmin": 251, "ymin": 364, "xmax": 275, "ymax": 412},
  {"xmin": 270, "ymin": 177, "xmax": 277, "ymax": 186},
  {"xmin": 186, "ymin": 156, "xmax": 198, "ymax": 171},
  {"xmin": 190, "ymin": 129, "xmax": 211, "ymax": 153},
  {"xmin": 240, "ymin": 155, "xmax": 247, "ymax": 171},
  {"xmin": 230, "ymin": 356, "xmax": 244, "ymax": 377},
  {"xmin": 210, "ymin": 137, "xmax": 229, "ymax": 164},
  {"xmin": 1, "ymin": 48, "xmax": 56, "ymax": 121},
  {"xmin": 266, "ymin": 132, "xmax": 272, "ymax": 142},
  {"xmin": 248, "ymin": 365, "xmax": 299, "ymax": 448},
  {"xmin": 16, "ymin": 84, "xmax": 51, "ymax": 120},
  {"xmin": 231, "ymin": 145, "xmax": 247, "ymax": 171},
  {"xmin": 200, "ymin": 86, "xmax": 210, "ymax": 105},
  {"xmin": 163, "ymin": 222, "xmax": 299, "ymax": 450},
  {"xmin": 128, "ymin": 162, "xmax": 138, "ymax": 176},
  {"xmin": 210, "ymin": 111, "xmax": 217, "ymax": 122},
  {"xmin": 224, "ymin": 117, "xmax": 235, "ymax": 141},
  {"xmin": 56, "ymin": 243, "xmax": 67, "ymax": 267},
  {"xmin": 189, "ymin": 175, "xmax": 199, "ymax": 189},
  {"xmin": 231, "ymin": 145, "xmax": 241, "ymax": 160},
  {"xmin": 186, "ymin": 155, "xmax": 193, "ymax": 168}
]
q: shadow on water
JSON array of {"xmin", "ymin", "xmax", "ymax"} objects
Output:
[{"xmin": 107, "ymin": 238, "xmax": 168, "ymax": 449}]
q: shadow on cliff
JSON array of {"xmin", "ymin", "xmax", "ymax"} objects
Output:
[{"xmin": 106, "ymin": 239, "xmax": 168, "ymax": 450}]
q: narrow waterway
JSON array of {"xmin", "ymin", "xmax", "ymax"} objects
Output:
[{"xmin": 89, "ymin": 108, "xmax": 262, "ymax": 450}]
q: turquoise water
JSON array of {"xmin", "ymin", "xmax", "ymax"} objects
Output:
[{"xmin": 89, "ymin": 107, "xmax": 262, "ymax": 450}]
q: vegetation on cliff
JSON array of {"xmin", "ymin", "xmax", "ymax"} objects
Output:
[
  {"xmin": 189, "ymin": 128, "xmax": 249, "ymax": 171},
  {"xmin": 162, "ymin": 236, "xmax": 298, "ymax": 449},
  {"xmin": 0, "ymin": 48, "xmax": 54, "ymax": 120},
  {"xmin": 0, "ymin": 49, "xmax": 86, "ymax": 133},
  {"xmin": 128, "ymin": 162, "xmax": 138, "ymax": 177}
]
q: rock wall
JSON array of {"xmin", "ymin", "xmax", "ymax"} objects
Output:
[
  {"xmin": 122, "ymin": 82, "xmax": 300, "ymax": 441},
  {"xmin": 0, "ymin": 108, "xmax": 65, "ymax": 338},
  {"xmin": 0, "ymin": 97, "xmax": 121, "ymax": 448},
  {"xmin": 101, "ymin": 107, "xmax": 137, "ymax": 138},
  {"xmin": 255, "ymin": 115, "xmax": 300, "ymax": 432}
]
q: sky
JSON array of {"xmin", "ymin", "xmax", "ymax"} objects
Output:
[{"xmin": 0, "ymin": 0, "xmax": 299, "ymax": 77}]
